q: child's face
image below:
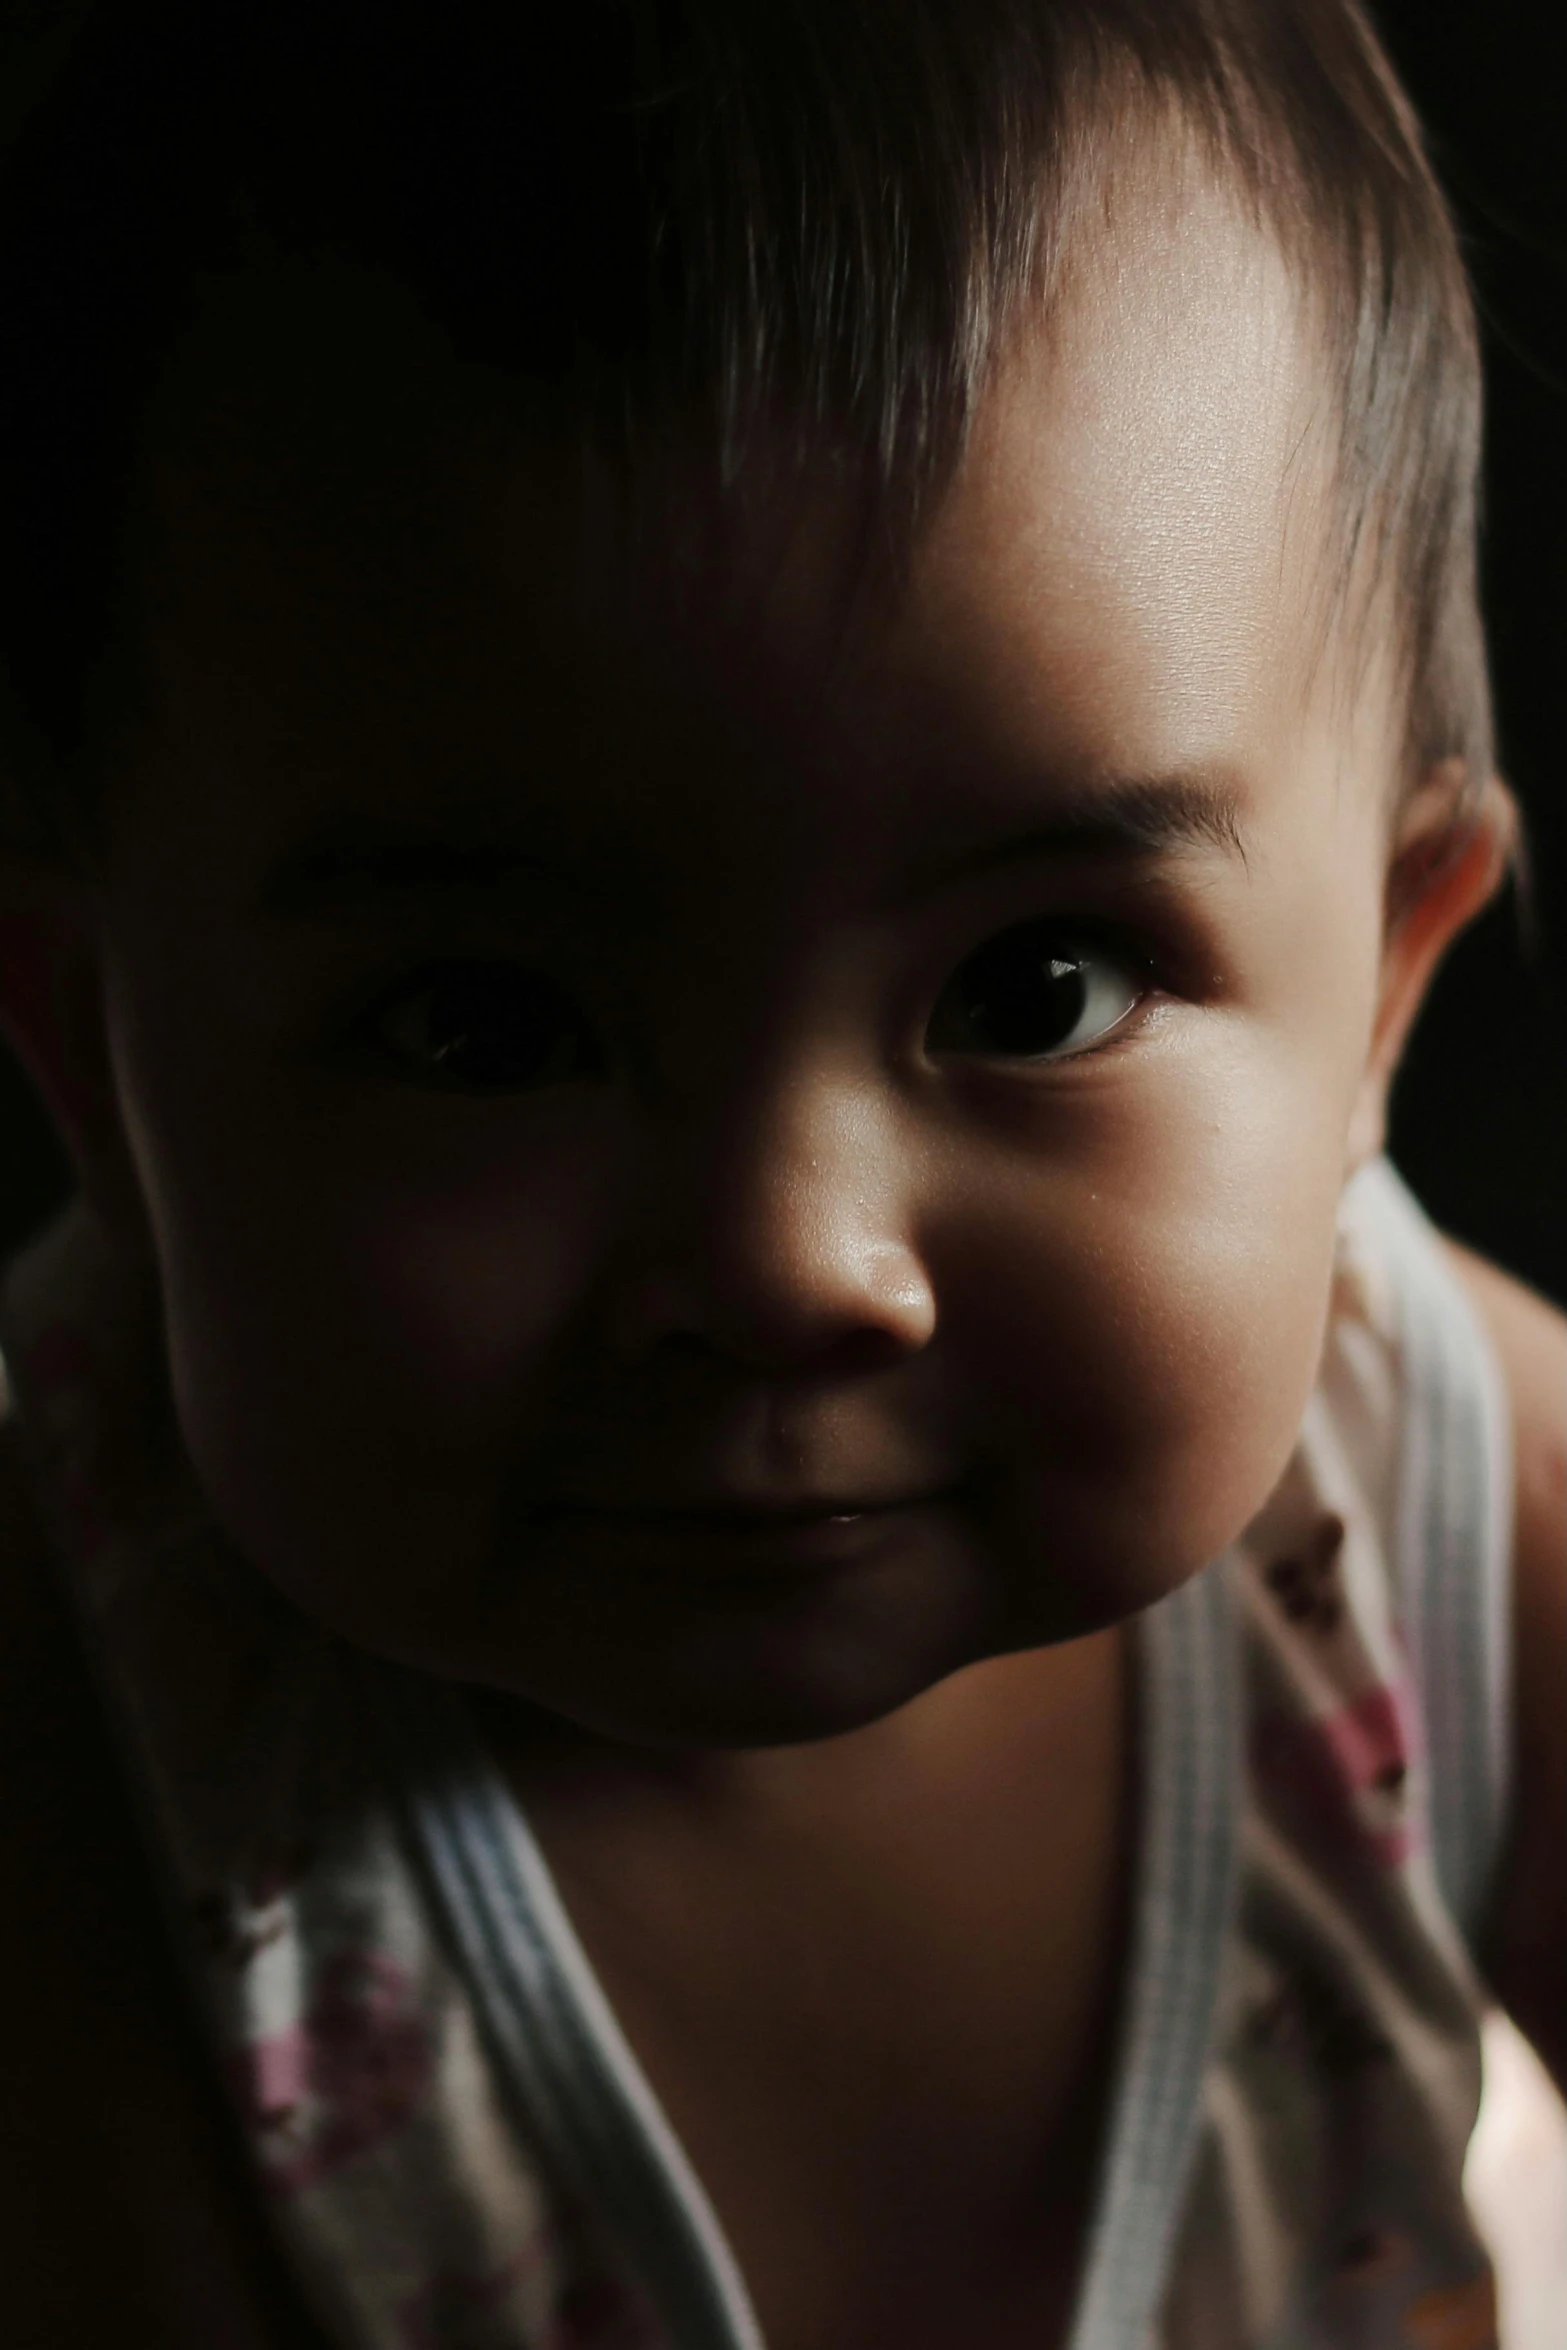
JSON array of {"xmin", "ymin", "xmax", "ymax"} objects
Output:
[{"xmin": 77, "ymin": 191, "xmax": 1436, "ymax": 1743}]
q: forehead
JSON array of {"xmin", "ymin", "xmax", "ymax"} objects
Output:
[
  {"xmin": 903, "ymin": 167, "xmax": 1335, "ymax": 779},
  {"xmin": 121, "ymin": 168, "xmax": 1363, "ymax": 886}
]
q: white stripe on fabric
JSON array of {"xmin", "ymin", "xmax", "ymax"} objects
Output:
[
  {"xmin": 1065, "ymin": 1555, "xmax": 1242, "ymax": 2350},
  {"xmin": 363, "ymin": 1560, "xmax": 1240, "ymax": 2350},
  {"xmin": 1351, "ymin": 1160, "xmax": 1514, "ymax": 1940},
  {"xmin": 368, "ymin": 1666, "xmax": 766, "ymax": 2350}
]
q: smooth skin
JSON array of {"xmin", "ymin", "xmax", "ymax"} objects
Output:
[{"xmin": 1, "ymin": 160, "xmax": 1562, "ymax": 2349}]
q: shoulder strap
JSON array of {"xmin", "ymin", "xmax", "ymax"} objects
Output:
[{"xmin": 1344, "ymin": 1159, "xmax": 1514, "ymax": 1941}]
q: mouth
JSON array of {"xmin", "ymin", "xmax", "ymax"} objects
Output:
[{"xmin": 520, "ymin": 1490, "xmax": 968, "ymax": 1586}]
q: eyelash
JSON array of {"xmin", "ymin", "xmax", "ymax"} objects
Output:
[
  {"xmin": 922, "ymin": 917, "xmax": 1161, "ymax": 1069},
  {"xmin": 325, "ymin": 912, "xmax": 1173, "ymax": 1098},
  {"xmin": 324, "ymin": 952, "xmax": 602, "ymax": 1091}
]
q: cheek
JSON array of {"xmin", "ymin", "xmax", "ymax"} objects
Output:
[
  {"xmin": 128, "ymin": 1065, "xmax": 619, "ymax": 1650},
  {"xmin": 322, "ymin": 1138, "xmax": 620, "ymax": 1412},
  {"xmin": 951, "ymin": 1031, "xmax": 1356, "ymax": 1618}
]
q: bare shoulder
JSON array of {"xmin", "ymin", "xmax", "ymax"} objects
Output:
[
  {"xmin": 1438, "ymin": 1241, "xmax": 1567, "ymax": 2096},
  {"xmin": 0, "ymin": 1419, "xmax": 330, "ymax": 2348}
]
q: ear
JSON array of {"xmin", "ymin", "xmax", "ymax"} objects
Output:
[{"xmin": 1346, "ymin": 763, "xmax": 1518, "ymax": 1171}]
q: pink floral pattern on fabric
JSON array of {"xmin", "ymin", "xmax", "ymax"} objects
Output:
[
  {"xmin": 1251, "ymin": 1677, "xmax": 1419, "ymax": 1869},
  {"xmin": 236, "ymin": 1949, "xmax": 434, "ymax": 2193}
]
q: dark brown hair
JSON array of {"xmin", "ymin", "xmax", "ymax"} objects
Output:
[{"xmin": 0, "ymin": 0, "xmax": 1491, "ymax": 839}]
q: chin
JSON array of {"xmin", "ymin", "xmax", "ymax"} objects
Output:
[{"xmin": 465, "ymin": 1529, "xmax": 1010, "ymax": 1752}]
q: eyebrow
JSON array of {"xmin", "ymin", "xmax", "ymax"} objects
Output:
[
  {"xmin": 261, "ymin": 770, "xmax": 1248, "ymax": 919},
  {"xmin": 893, "ymin": 771, "xmax": 1249, "ymax": 900}
]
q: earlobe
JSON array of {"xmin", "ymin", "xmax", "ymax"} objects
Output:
[{"xmin": 1346, "ymin": 765, "xmax": 1517, "ymax": 1172}]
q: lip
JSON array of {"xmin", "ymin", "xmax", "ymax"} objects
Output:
[{"xmin": 524, "ymin": 1491, "xmax": 964, "ymax": 1585}]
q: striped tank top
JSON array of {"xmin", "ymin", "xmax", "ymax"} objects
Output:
[{"xmin": 0, "ymin": 1158, "xmax": 1516, "ymax": 2349}]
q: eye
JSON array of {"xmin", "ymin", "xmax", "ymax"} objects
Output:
[
  {"xmin": 351, "ymin": 958, "xmax": 603, "ymax": 1092},
  {"xmin": 925, "ymin": 921, "xmax": 1147, "ymax": 1062}
]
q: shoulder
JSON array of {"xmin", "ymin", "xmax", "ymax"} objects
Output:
[
  {"xmin": 1437, "ymin": 1242, "xmax": 1567, "ymax": 2096},
  {"xmin": 0, "ymin": 1418, "xmax": 329, "ymax": 2348}
]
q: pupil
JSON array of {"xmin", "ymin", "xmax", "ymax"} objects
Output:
[
  {"xmin": 956, "ymin": 931, "xmax": 1087, "ymax": 1055},
  {"xmin": 422, "ymin": 966, "xmax": 565, "ymax": 1085}
]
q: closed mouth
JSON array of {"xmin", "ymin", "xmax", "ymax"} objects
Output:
[{"xmin": 522, "ymin": 1489, "xmax": 965, "ymax": 1584}]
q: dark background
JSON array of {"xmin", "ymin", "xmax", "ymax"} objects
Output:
[
  {"xmin": 1374, "ymin": 0, "xmax": 1567, "ymax": 1307},
  {"xmin": 0, "ymin": 4, "xmax": 1563, "ymax": 1300}
]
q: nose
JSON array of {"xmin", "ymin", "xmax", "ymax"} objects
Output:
[{"xmin": 612, "ymin": 1070, "xmax": 937, "ymax": 1373}]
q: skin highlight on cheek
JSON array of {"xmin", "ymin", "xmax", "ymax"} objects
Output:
[{"xmin": 965, "ymin": 1147, "xmax": 1341, "ymax": 1635}]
